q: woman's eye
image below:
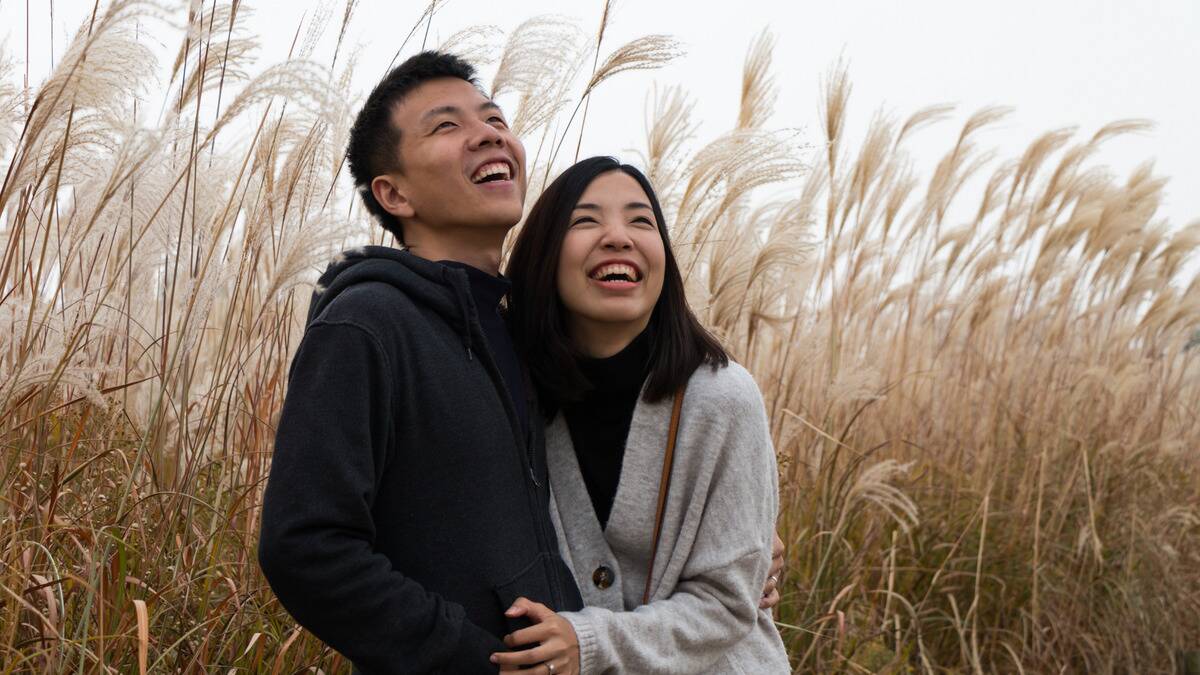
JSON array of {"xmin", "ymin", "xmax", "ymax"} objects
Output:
[
  {"xmin": 570, "ymin": 217, "xmax": 597, "ymax": 228},
  {"xmin": 633, "ymin": 217, "xmax": 655, "ymax": 227}
]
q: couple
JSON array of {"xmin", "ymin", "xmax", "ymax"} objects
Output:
[{"xmin": 257, "ymin": 51, "xmax": 791, "ymax": 674}]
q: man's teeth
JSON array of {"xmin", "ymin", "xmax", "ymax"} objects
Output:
[
  {"xmin": 591, "ymin": 264, "xmax": 639, "ymax": 281},
  {"xmin": 471, "ymin": 162, "xmax": 511, "ymax": 183}
]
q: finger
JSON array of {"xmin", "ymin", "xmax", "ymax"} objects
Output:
[
  {"xmin": 537, "ymin": 652, "xmax": 576, "ymax": 675},
  {"xmin": 491, "ymin": 642, "xmax": 558, "ymax": 667},
  {"xmin": 505, "ymin": 605, "xmax": 529, "ymax": 619},
  {"xmin": 521, "ymin": 600, "xmax": 555, "ymax": 623},
  {"xmin": 759, "ymin": 587, "xmax": 781, "ymax": 610},
  {"xmin": 761, "ymin": 569, "xmax": 779, "ymax": 598},
  {"xmin": 505, "ymin": 596, "xmax": 535, "ymax": 618},
  {"xmin": 504, "ymin": 622, "xmax": 554, "ymax": 648},
  {"xmin": 770, "ymin": 535, "xmax": 785, "ymax": 577}
]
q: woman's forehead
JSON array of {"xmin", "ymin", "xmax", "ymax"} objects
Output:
[{"xmin": 576, "ymin": 171, "xmax": 650, "ymax": 204}]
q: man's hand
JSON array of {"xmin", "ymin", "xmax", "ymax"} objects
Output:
[
  {"xmin": 760, "ymin": 531, "xmax": 785, "ymax": 610},
  {"xmin": 490, "ymin": 597, "xmax": 580, "ymax": 675}
]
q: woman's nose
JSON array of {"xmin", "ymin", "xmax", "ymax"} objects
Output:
[{"xmin": 600, "ymin": 223, "xmax": 634, "ymax": 250}]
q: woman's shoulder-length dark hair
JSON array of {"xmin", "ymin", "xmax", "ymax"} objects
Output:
[{"xmin": 506, "ymin": 156, "xmax": 728, "ymax": 409}]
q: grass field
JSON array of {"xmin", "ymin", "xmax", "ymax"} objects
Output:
[{"xmin": 1, "ymin": 2, "xmax": 1197, "ymax": 672}]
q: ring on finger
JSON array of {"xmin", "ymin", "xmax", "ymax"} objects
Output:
[{"xmin": 547, "ymin": 661, "xmax": 556, "ymax": 675}]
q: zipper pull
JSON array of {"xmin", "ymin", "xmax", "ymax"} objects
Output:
[
  {"xmin": 528, "ymin": 452, "xmax": 542, "ymax": 488},
  {"xmin": 524, "ymin": 426, "xmax": 541, "ymax": 487}
]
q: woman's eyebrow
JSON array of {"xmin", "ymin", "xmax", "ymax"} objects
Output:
[{"xmin": 572, "ymin": 202, "xmax": 653, "ymax": 211}]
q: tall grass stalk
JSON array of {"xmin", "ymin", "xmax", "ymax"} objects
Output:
[{"xmin": 1, "ymin": 2, "xmax": 1197, "ymax": 673}]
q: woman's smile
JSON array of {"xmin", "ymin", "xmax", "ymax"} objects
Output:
[{"xmin": 587, "ymin": 259, "xmax": 643, "ymax": 291}]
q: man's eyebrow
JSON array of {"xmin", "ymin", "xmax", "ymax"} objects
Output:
[
  {"xmin": 420, "ymin": 105, "xmax": 460, "ymax": 123},
  {"xmin": 420, "ymin": 101, "xmax": 502, "ymax": 124}
]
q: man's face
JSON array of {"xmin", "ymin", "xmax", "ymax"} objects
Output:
[{"xmin": 384, "ymin": 77, "xmax": 527, "ymax": 232}]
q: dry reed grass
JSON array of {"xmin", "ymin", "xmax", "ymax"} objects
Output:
[{"xmin": 1, "ymin": 2, "xmax": 1196, "ymax": 673}]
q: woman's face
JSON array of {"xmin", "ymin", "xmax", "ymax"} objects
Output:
[{"xmin": 556, "ymin": 170, "xmax": 667, "ymax": 340}]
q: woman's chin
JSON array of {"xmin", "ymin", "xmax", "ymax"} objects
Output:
[{"xmin": 579, "ymin": 304, "xmax": 653, "ymax": 327}]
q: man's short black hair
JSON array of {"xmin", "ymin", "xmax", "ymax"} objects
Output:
[{"xmin": 346, "ymin": 51, "xmax": 478, "ymax": 243}]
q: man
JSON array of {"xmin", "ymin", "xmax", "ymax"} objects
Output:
[
  {"xmin": 258, "ymin": 51, "xmax": 577, "ymax": 674},
  {"xmin": 258, "ymin": 51, "xmax": 783, "ymax": 674}
]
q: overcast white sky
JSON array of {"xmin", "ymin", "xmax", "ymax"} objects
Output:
[{"xmin": 3, "ymin": 0, "xmax": 1199, "ymax": 231}]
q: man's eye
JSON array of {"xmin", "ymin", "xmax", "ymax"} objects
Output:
[
  {"xmin": 435, "ymin": 120, "xmax": 457, "ymax": 131},
  {"xmin": 489, "ymin": 116, "xmax": 507, "ymax": 127}
]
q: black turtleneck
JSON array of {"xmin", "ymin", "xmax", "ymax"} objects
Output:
[
  {"xmin": 561, "ymin": 330, "xmax": 652, "ymax": 529},
  {"xmin": 439, "ymin": 260, "xmax": 528, "ymax": 437}
]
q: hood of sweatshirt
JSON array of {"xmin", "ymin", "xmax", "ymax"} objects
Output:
[{"xmin": 307, "ymin": 245, "xmax": 481, "ymax": 357}]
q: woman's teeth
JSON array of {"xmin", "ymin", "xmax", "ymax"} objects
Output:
[{"xmin": 591, "ymin": 264, "xmax": 639, "ymax": 282}]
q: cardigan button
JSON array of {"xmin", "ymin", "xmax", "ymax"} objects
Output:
[{"xmin": 592, "ymin": 566, "xmax": 614, "ymax": 589}]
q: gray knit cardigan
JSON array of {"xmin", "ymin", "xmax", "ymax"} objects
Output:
[{"xmin": 547, "ymin": 361, "xmax": 791, "ymax": 674}]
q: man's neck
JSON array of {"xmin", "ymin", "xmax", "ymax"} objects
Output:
[{"xmin": 403, "ymin": 225, "xmax": 508, "ymax": 276}]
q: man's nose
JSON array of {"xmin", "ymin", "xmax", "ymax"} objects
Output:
[{"xmin": 468, "ymin": 120, "xmax": 505, "ymax": 149}]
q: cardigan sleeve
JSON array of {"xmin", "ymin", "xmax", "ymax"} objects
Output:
[{"xmin": 559, "ymin": 367, "xmax": 781, "ymax": 674}]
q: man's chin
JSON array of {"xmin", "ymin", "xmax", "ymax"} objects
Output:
[{"xmin": 479, "ymin": 204, "xmax": 524, "ymax": 230}]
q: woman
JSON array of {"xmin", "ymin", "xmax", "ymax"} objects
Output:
[{"xmin": 492, "ymin": 157, "xmax": 791, "ymax": 674}]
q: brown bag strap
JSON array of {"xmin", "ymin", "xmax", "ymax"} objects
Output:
[{"xmin": 642, "ymin": 384, "xmax": 687, "ymax": 605}]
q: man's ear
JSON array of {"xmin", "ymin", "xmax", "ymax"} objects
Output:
[{"xmin": 371, "ymin": 174, "xmax": 416, "ymax": 220}]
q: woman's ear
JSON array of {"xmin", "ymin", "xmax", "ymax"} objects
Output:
[{"xmin": 371, "ymin": 174, "xmax": 416, "ymax": 220}]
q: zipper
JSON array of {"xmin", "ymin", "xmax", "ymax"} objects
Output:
[
  {"xmin": 487, "ymin": 343, "xmax": 560, "ymax": 604},
  {"xmin": 454, "ymin": 274, "xmax": 552, "ymax": 551},
  {"xmin": 450, "ymin": 270, "xmax": 541, "ymax": 489},
  {"xmin": 450, "ymin": 270, "xmax": 563, "ymax": 605}
]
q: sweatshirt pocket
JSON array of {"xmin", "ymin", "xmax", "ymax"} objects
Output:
[{"xmin": 492, "ymin": 552, "xmax": 557, "ymax": 636}]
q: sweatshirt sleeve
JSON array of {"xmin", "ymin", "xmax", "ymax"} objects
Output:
[
  {"xmin": 560, "ymin": 370, "xmax": 780, "ymax": 674},
  {"xmin": 257, "ymin": 320, "xmax": 502, "ymax": 674}
]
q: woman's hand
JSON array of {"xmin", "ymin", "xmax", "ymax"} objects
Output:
[
  {"xmin": 760, "ymin": 531, "xmax": 785, "ymax": 609},
  {"xmin": 490, "ymin": 597, "xmax": 580, "ymax": 674}
]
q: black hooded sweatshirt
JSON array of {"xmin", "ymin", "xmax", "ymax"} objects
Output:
[{"xmin": 258, "ymin": 246, "xmax": 583, "ymax": 674}]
